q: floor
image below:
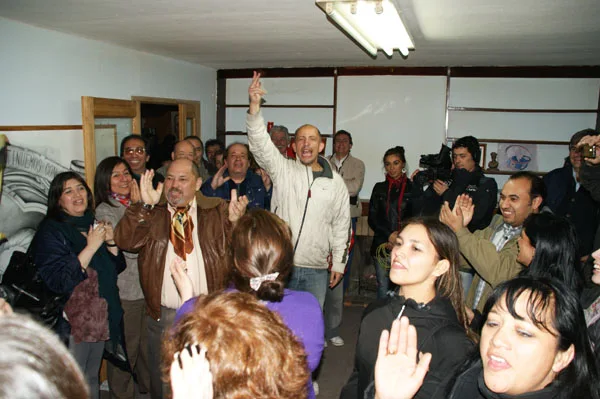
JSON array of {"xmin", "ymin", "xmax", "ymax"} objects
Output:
[
  {"xmin": 317, "ymin": 302, "xmax": 366, "ymax": 399},
  {"xmin": 100, "ymin": 244, "xmax": 378, "ymax": 399}
]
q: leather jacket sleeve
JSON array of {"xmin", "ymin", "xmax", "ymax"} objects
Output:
[{"xmin": 114, "ymin": 202, "xmax": 159, "ymax": 252}]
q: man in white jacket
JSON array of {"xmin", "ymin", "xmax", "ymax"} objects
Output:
[{"xmin": 246, "ymin": 71, "xmax": 351, "ymax": 308}]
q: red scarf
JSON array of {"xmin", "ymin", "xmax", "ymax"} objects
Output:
[
  {"xmin": 385, "ymin": 174, "xmax": 407, "ymax": 231},
  {"xmin": 109, "ymin": 192, "xmax": 131, "ymax": 208}
]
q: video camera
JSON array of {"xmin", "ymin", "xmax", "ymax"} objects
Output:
[{"xmin": 413, "ymin": 144, "xmax": 453, "ymax": 187}]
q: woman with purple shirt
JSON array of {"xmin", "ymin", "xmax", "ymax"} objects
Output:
[{"xmin": 174, "ymin": 208, "xmax": 324, "ymax": 399}]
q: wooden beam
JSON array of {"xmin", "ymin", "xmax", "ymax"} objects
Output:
[
  {"xmin": 338, "ymin": 66, "xmax": 446, "ymax": 76},
  {"xmin": 93, "ymin": 97, "xmax": 136, "ymax": 118},
  {"xmin": 218, "ymin": 67, "xmax": 335, "ymax": 79},
  {"xmin": 596, "ymin": 86, "xmax": 600, "ymax": 132},
  {"xmin": 178, "ymin": 104, "xmax": 187, "ymax": 140},
  {"xmin": 450, "ymin": 66, "xmax": 600, "ymax": 78},
  {"xmin": 448, "ymin": 106, "xmax": 598, "ymax": 113},
  {"xmin": 81, "ymin": 96, "xmax": 96, "ymax": 189},
  {"xmin": 216, "ymin": 76, "xmax": 227, "ymax": 143},
  {"xmin": 0, "ymin": 125, "xmax": 81, "ymax": 131},
  {"xmin": 132, "ymin": 101, "xmax": 142, "ymax": 134}
]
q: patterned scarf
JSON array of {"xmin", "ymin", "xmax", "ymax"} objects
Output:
[
  {"xmin": 109, "ymin": 192, "xmax": 131, "ymax": 208},
  {"xmin": 170, "ymin": 205, "xmax": 194, "ymax": 260},
  {"xmin": 385, "ymin": 173, "xmax": 407, "ymax": 232}
]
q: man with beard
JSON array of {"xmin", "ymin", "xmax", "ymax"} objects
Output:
[
  {"xmin": 246, "ymin": 71, "xmax": 351, "ymax": 309},
  {"xmin": 440, "ymin": 171, "xmax": 545, "ymax": 312},
  {"xmin": 201, "ymin": 142, "xmax": 269, "ymax": 209},
  {"xmin": 114, "ymin": 159, "xmax": 248, "ymax": 399}
]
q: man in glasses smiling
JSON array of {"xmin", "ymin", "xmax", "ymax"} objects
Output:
[{"xmin": 120, "ymin": 134, "xmax": 164, "ymax": 187}]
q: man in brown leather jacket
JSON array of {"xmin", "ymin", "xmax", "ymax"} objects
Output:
[{"xmin": 114, "ymin": 159, "xmax": 247, "ymax": 399}]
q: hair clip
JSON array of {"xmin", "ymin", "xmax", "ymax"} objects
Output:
[{"xmin": 249, "ymin": 272, "xmax": 279, "ymax": 291}]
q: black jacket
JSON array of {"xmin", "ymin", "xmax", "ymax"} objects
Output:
[
  {"xmin": 368, "ymin": 178, "xmax": 419, "ymax": 256},
  {"xmin": 445, "ymin": 360, "xmax": 563, "ymax": 399},
  {"xmin": 340, "ymin": 294, "xmax": 473, "ymax": 399},
  {"xmin": 544, "ymin": 164, "xmax": 599, "ymax": 257},
  {"xmin": 417, "ymin": 167, "xmax": 498, "ymax": 232}
]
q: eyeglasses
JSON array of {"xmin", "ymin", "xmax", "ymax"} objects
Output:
[{"xmin": 124, "ymin": 147, "xmax": 146, "ymax": 155}]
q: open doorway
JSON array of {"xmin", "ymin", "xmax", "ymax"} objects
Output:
[
  {"xmin": 131, "ymin": 96, "xmax": 202, "ymax": 171},
  {"xmin": 140, "ymin": 103, "xmax": 178, "ymax": 170}
]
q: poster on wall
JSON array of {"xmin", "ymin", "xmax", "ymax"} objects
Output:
[
  {"xmin": 496, "ymin": 143, "xmax": 539, "ymax": 172},
  {"xmin": 0, "ymin": 127, "xmax": 85, "ymax": 276}
]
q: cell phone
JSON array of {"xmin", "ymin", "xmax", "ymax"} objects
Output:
[{"xmin": 582, "ymin": 144, "xmax": 596, "ymax": 159}]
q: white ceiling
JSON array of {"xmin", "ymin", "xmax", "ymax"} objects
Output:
[{"xmin": 1, "ymin": 0, "xmax": 600, "ymax": 69}]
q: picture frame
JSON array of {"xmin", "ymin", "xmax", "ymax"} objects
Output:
[{"xmin": 447, "ymin": 137, "xmax": 569, "ymax": 175}]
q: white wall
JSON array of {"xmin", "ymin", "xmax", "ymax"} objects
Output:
[
  {"xmin": 0, "ymin": 17, "xmax": 217, "ymax": 139},
  {"xmin": 225, "ymin": 74, "xmax": 599, "ymax": 199}
]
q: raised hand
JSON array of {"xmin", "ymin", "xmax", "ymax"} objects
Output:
[
  {"xmin": 170, "ymin": 344, "xmax": 213, "ymax": 399},
  {"xmin": 374, "ymin": 317, "xmax": 431, "ymax": 399},
  {"xmin": 210, "ymin": 165, "xmax": 231, "ymax": 190},
  {"xmin": 170, "ymin": 257, "xmax": 194, "ymax": 302},
  {"xmin": 256, "ymin": 168, "xmax": 272, "ymax": 191},
  {"xmin": 130, "ymin": 179, "xmax": 141, "ymax": 204},
  {"xmin": 455, "ymin": 193, "xmax": 475, "ymax": 227},
  {"xmin": 439, "ymin": 201, "xmax": 464, "ymax": 233},
  {"xmin": 140, "ymin": 169, "xmax": 163, "ymax": 206},
  {"xmin": 248, "ymin": 71, "xmax": 267, "ymax": 115},
  {"xmin": 228, "ymin": 189, "xmax": 248, "ymax": 223},
  {"xmin": 578, "ymin": 135, "xmax": 600, "ymax": 165}
]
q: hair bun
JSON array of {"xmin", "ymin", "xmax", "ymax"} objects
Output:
[{"xmin": 256, "ymin": 280, "xmax": 284, "ymax": 302}]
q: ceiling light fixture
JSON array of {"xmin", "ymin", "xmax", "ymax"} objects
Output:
[{"xmin": 316, "ymin": 0, "xmax": 414, "ymax": 57}]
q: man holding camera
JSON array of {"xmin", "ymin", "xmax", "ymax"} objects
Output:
[
  {"xmin": 417, "ymin": 136, "xmax": 498, "ymax": 231},
  {"xmin": 416, "ymin": 136, "xmax": 498, "ymax": 293},
  {"xmin": 544, "ymin": 129, "xmax": 600, "ymax": 260}
]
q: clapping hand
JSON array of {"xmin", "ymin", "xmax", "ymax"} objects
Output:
[
  {"xmin": 374, "ymin": 317, "xmax": 431, "ymax": 399},
  {"xmin": 130, "ymin": 179, "xmax": 141, "ymax": 203},
  {"xmin": 140, "ymin": 169, "xmax": 163, "ymax": 206},
  {"xmin": 455, "ymin": 194, "xmax": 474, "ymax": 227},
  {"xmin": 211, "ymin": 165, "xmax": 231, "ymax": 190},
  {"xmin": 84, "ymin": 222, "xmax": 108, "ymax": 252},
  {"xmin": 439, "ymin": 200, "xmax": 464, "ymax": 233},
  {"xmin": 228, "ymin": 189, "xmax": 249, "ymax": 223}
]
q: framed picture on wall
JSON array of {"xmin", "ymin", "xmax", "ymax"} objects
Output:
[{"xmin": 479, "ymin": 143, "xmax": 487, "ymax": 169}]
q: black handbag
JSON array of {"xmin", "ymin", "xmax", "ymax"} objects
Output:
[{"xmin": 1, "ymin": 250, "xmax": 65, "ymax": 328}]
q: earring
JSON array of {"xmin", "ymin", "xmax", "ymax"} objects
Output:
[{"xmin": 402, "ymin": 167, "xmax": 406, "ymax": 173}]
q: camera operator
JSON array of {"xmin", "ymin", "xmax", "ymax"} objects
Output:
[
  {"xmin": 415, "ymin": 136, "xmax": 498, "ymax": 294},
  {"xmin": 416, "ymin": 136, "xmax": 498, "ymax": 232}
]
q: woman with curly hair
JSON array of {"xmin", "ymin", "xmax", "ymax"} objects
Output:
[{"xmin": 163, "ymin": 291, "xmax": 309, "ymax": 399}]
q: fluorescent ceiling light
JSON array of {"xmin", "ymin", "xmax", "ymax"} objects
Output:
[{"xmin": 316, "ymin": 0, "xmax": 414, "ymax": 57}]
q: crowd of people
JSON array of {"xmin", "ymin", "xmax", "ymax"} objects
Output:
[{"xmin": 1, "ymin": 70, "xmax": 600, "ymax": 399}]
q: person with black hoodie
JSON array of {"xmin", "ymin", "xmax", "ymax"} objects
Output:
[
  {"xmin": 371, "ymin": 277, "xmax": 600, "ymax": 399},
  {"xmin": 340, "ymin": 218, "xmax": 473, "ymax": 399}
]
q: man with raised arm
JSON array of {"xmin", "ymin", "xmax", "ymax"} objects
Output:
[
  {"xmin": 246, "ymin": 71, "xmax": 351, "ymax": 309},
  {"xmin": 114, "ymin": 159, "xmax": 247, "ymax": 399}
]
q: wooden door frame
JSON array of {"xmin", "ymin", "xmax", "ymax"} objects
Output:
[
  {"xmin": 81, "ymin": 96, "xmax": 137, "ymax": 189},
  {"xmin": 131, "ymin": 96, "xmax": 201, "ymax": 140}
]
